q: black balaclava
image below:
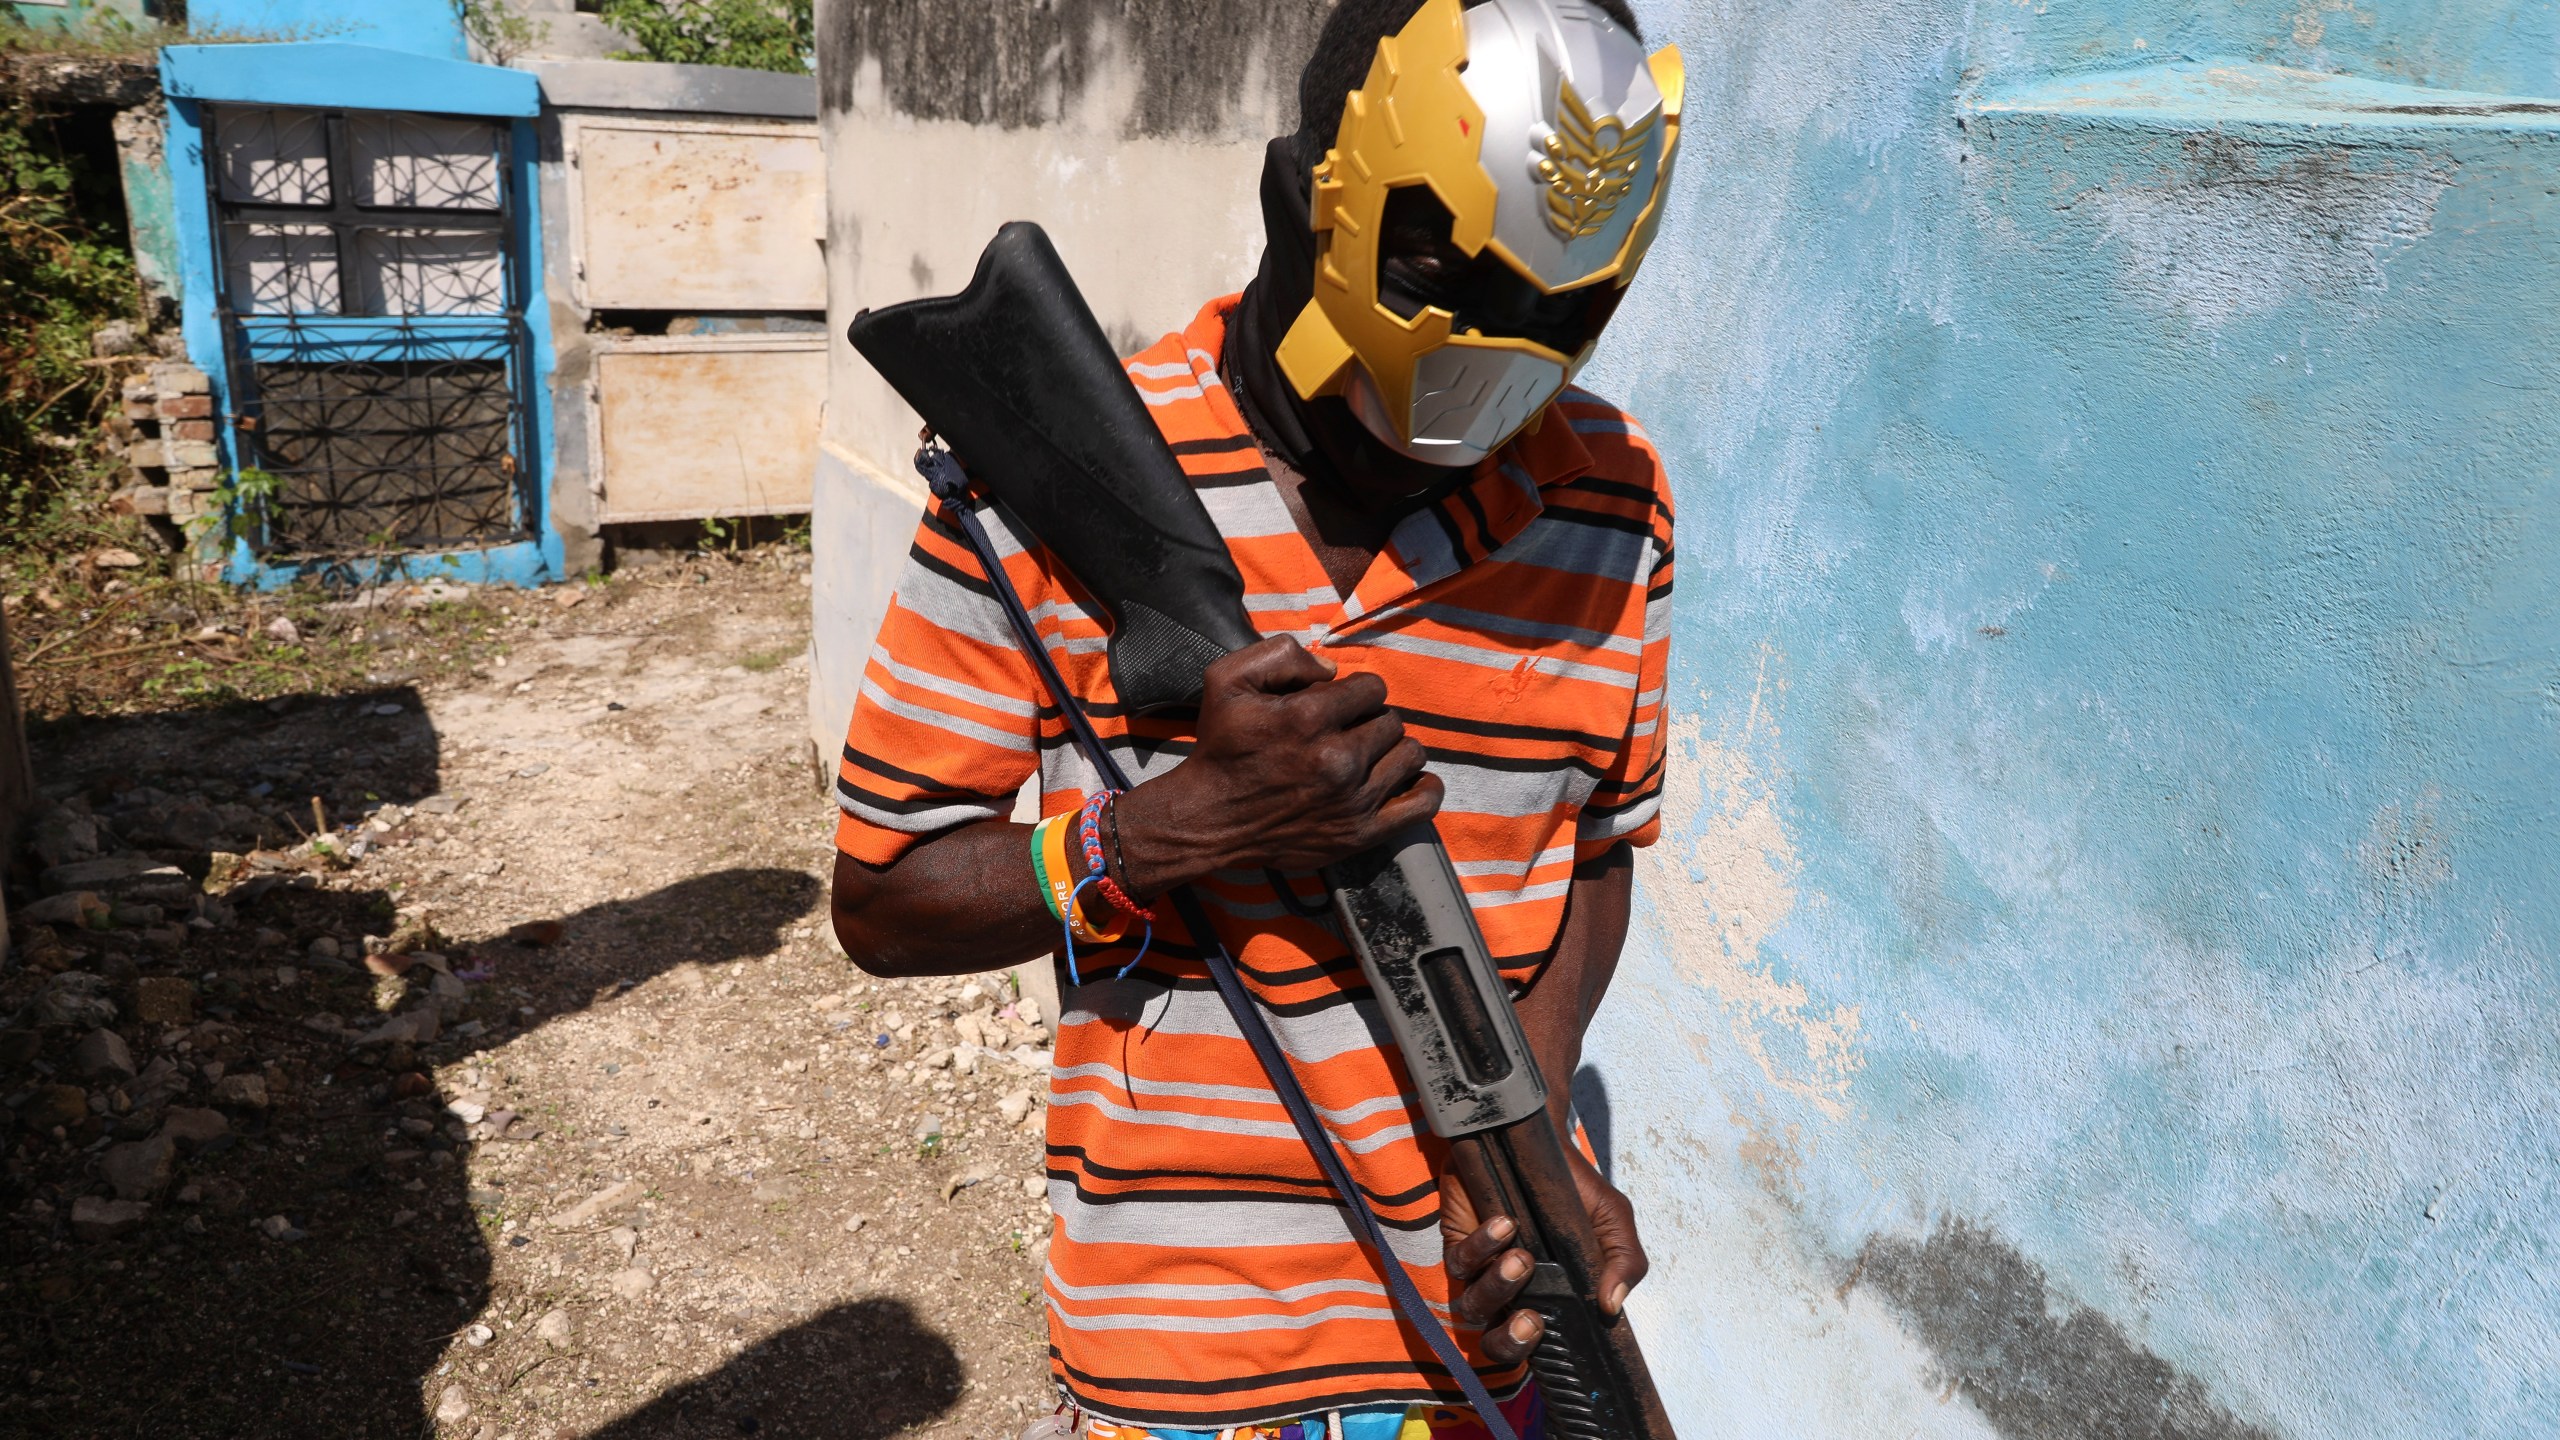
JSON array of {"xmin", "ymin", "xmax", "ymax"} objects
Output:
[
  {"xmin": 1227, "ymin": 138, "xmax": 1468, "ymax": 509},
  {"xmin": 1226, "ymin": 138, "xmax": 1325, "ymax": 478}
]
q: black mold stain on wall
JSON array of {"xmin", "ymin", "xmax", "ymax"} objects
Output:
[
  {"xmin": 816, "ymin": 0, "xmax": 1334, "ymax": 138},
  {"xmin": 1851, "ymin": 1220, "xmax": 2280, "ymax": 1440}
]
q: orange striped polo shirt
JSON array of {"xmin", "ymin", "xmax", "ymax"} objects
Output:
[{"xmin": 834, "ymin": 295, "xmax": 1673, "ymax": 1429}]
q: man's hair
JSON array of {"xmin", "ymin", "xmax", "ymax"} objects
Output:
[{"xmin": 1293, "ymin": 0, "xmax": 1645, "ymax": 157}]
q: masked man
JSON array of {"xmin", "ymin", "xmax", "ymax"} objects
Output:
[{"xmin": 831, "ymin": 1, "xmax": 1679, "ymax": 1435}]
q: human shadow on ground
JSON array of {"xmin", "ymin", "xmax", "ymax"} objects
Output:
[
  {"xmin": 587, "ymin": 1296, "xmax": 967, "ymax": 1440},
  {"xmin": 3, "ymin": 693, "xmax": 963, "ymax": 1439}
]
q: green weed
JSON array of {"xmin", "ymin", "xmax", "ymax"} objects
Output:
[
  {"xmin": 452, "ymin": 0, "xmax": 547, "ymax": 65},
  {"xmin": 596, "ymin": 0, "xmax": 812, "ymax": 72},
  {"xmin": 0, "ymin": 105, "xmax": 142, "ymax": 564}
]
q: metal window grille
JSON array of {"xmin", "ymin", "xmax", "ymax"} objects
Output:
[
  {"xmin": 206, "ymin": 104, "xmax": 534, "ymax": 559},
  {"xmin": 247, "ymin": 359, "xmax": 518, "ymax": 554}
]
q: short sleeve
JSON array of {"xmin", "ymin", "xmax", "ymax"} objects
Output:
[
  {"xmin": 833, "ymin": 499, "xmax": 1044, "ymax": 866},
  {"xmin": 1574, "ymin": 477, "xmax": 1672, "ymax": 858}
]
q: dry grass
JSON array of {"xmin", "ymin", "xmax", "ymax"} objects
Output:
[{"xmin": 4, "ymin": 560, "xmax": 529, "ymax": 729}]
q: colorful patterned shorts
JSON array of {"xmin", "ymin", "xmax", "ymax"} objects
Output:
[{"xmin": 1074, "ymin": 1385, "xmax": 1545, "ymax": 1440}]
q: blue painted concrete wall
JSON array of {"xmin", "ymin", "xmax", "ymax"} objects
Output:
[
  {"xmin": 186, "ymin": 0, "xmax": 463, "ymax": 56},
  {"xmin": 1578, "ymin": 3, "xmax": 2560, "ymax": 1437}
]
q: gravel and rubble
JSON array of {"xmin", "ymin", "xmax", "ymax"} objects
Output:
[{"xmin": 2, "ymin": 553, "xmax": 1057, "ymax": 1439}]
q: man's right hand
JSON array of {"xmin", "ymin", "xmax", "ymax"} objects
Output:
[{"xmin": 1112, "ymin": 636, "xmax": 1441, "ymax": 898}]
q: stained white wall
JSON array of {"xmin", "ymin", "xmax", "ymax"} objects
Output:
[{"xmin": 807, "ymin": 15, "xmax": 1293, "ymax": 766}]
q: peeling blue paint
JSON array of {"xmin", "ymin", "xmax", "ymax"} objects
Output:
[{"xmin": 1581, "ymin": 4, "xmax": 2560, "ymax": 1437}]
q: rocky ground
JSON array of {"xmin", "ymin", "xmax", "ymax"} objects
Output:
[{"xmin": 1, "ymin": 550, "xmax": 1059, "ymax": 1439}]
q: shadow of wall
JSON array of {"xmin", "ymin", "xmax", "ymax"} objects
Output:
[{"xmin": 2, "ymin": 689, "xmax": 963, "ymax": 1439}]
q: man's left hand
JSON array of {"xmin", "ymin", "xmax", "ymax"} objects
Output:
[{"xmin": 1441, "ymin": 1147, "xmax": 1649, "ymax": 1363}]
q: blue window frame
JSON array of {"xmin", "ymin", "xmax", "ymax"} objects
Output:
[{"xmin": 205, "ymin": 103, "xmax": 538, "ymax": 559}]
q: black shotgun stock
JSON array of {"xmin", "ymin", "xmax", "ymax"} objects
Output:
[{"xmin": 849, "ymin": 222, "xmax": 1674, "ymax": 1440}]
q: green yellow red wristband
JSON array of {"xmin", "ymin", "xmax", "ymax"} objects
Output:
[
  {"xmin": 1030, "ymin": 813, "xmax": 1066, "ymax": 922},
  {"xmin": 1036, "ymin": 810, "xmax": 1123, "ymax": 945}
]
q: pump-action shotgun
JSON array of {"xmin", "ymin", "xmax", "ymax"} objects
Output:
[{"xmin": 849, "ymin": 221, "xmax": 1674, "ymax": 1440}]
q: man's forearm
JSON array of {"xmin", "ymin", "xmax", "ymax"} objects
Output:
[
  {"xmin": 829, "ymin": 762, "xmax": 1296, "ymax": 978},
  {"xmin": 1514, "ymin": 844, "xmax": 1635, "ymax": 1133},
  {"xmin": 832, "ymin": 638, "xmax": 1440, "ymax": 980},
  {"xmin": 831, "ymin": 822, "xmax": 1059, "ymax": 978},
  {"xmin": 831, "ymin": 780, "xmax": 1228, "ymax": 978}
]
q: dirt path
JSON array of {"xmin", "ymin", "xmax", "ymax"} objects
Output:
[{"xmin": 4, "ymin": 553, "xmax": 1055, "ymax": 1439}]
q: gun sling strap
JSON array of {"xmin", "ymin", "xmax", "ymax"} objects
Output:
[{"xmin": 918, "ymin": 450, "xmax": 1525, "ymax": 1440}]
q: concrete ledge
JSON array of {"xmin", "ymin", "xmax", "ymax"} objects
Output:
[
  {"xmin": 1971, "ymin": 60, "xmax": 2560, "ymax": 131},
  {"xmin": 818, "ymin": 435, "xmax": 927, "ymax": 508},
  {"xmin": 528, "ymin": 59, "xmax": 816, "ymax": 119}
]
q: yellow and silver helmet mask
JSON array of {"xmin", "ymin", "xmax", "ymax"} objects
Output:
[{"xmin": 1276, "ymin": 0, "xmax": 1683, "ymax": 467}]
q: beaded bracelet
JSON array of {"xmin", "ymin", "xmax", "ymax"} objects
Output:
[
  {"xmin": 1106, "ymin": 800, "xmax": 1135, "ymax": 901},
  {"xmin": 1076, "ymin": 791, "xmax": 1156, "ymax": 922}
]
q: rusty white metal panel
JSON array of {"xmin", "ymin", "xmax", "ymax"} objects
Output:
[
  {"xmin": 562, "ymin": 114, "xmax": 824, "ymax": 311},
  {"xmin": 589, "ymin": 336, "xmax": 824, "ymax": 523}
]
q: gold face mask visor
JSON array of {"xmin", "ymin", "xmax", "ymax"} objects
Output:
[{"xmin": 1276, "ymin": 0, "xmax": 1684, "ymax": 466}]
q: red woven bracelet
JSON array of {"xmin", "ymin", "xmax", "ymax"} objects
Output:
[{"xmin": 1077, "ymin": 791, "xmax": 1156, "ymax": 922}]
